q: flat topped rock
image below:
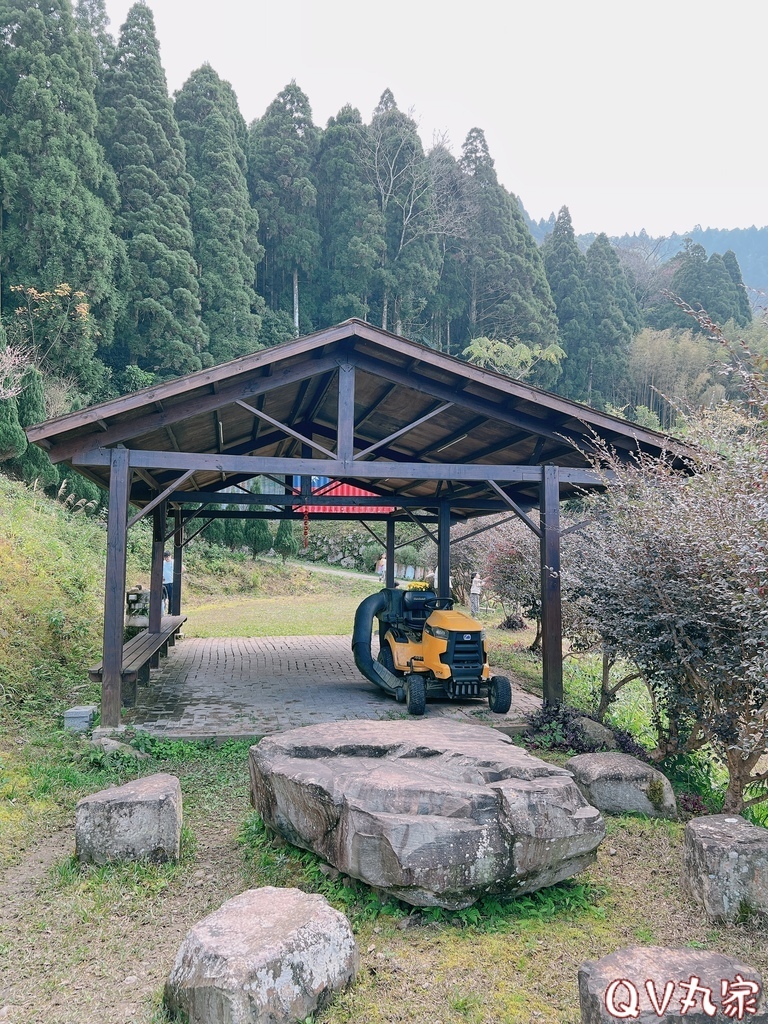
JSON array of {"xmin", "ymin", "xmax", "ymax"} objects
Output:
[
  {"xmin": 579, "ymin": 946, "xmax": 767, "ymax": 1022},
  {"xmin": 250, "ymin": 720, "xmax": 604, "ymax": 909},
  {"xmin": 683, "ymin": 814, "xmax": 768, "ymax": 922},
  {"xmin": 75, "ymin": 772, "xmax": 182, "ymax": 864},
  {"xmin": 567, "ymin": 752, "xmax": 677, "ymax": 819},
  {"xmin": 165, "ymin": 887, "xmax": 358, "ymax": 1024}
]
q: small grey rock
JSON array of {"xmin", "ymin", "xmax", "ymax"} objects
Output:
[
  {"xmin": 566, "ymin": 752, "xmax": 677, "ymax": 819},
  {"xmin": 682, "ymin": 815, "xmax": 768, "ymax": 922}
]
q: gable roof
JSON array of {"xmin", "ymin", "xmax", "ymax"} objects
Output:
[{"xmin": 26, "ymin": 319, "xmax": 685, "ymax": 517}]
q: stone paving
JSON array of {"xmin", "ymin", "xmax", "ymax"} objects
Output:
[{"xmin": 129, "ymin": 635, "xmax": 541, "ymax": 740}]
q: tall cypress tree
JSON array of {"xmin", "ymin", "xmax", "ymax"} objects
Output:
[
  {"xmin": 74, "ymin": 0, "xmax": 115, "ymax": 79},
  {"xmin": 647, "ymin": 240, "xmax": 751, "ymax": 333},
  {"xmin": 100, "ymin": 2, "xmax": 207, "ymax": 375},
  {"xmin": 454, "ymin": 129, "xmax": 558, "ymax": 363},
  {"xmin": 0, "ymin": 0, "xmax": 121, "ymax": 343},
  {"xmin": 314, "ymin": 105, "xmax": 385, "ymax": 325},
  {"xmin": 582, "ymin": 233, "xmax": 642, "ymax": 408},
  {"xmin": 722, "ymin": 249, "xmax": 752, "ymax": 327},
  {"xmin": 542, "ymin": 207, "xmax": 591, "ymax": 400},
  {"xmin": 248, "ymin": 81, "xmax": 320, "ymax": 335},
  {"xmin": 7, "ymin": 366, "xmax": 58, "ymax": 485},
  {"xmin": 0, "ymin": 325, "xmax": 26, "ymax": 462},
  {"xmin": 0, "ymin": 396, "xmax": 26, "ymax": 463},
  {"xmin": 175, "ymin": 64, "xmax": 264, "ymax": 364},
  {"xmin": 423, "ymin": 140, "xmax": 475, "ymax": 353},
  {"xmin": 365, "ymin": 90, "xmax": 440, "ymax": 335}
]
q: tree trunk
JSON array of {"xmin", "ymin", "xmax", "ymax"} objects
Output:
[
  {"xmin": 529, "ymin": 616, "xmax": 542, "ymax": 653},
  {"xmin": 597, "ymin": 652, "xmax": 614, "ymax": 722},
  {"xmin": 723, "ymin": 750, "xmax": 746, "ymax": 814},
  {"xmin": 293, "ymin": 267, "xmax": 299, "ymax": 336},
  {"xmin": 723, "ymin": 747, "xmax": 763, "ymax": 814},
  {"xmin": 382, "ymin": 291, "xmax": 388, "ymax": 332}
]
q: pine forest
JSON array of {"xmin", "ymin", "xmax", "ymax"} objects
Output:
[{"xmin": 1, "ymin": 0, "xmax": 764, "ymax": 496}]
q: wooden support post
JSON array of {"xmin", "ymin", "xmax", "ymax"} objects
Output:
[
  {"xmin": 101, "ymin": 447, "xmax": 131, "ymax": 729},
  {"xmin": 148, "ymin": 501, "xmax": 166, "ymax": 668},
  {"xmin": 437, "ymin": 501, "xmax": 451, "ymax": 600},
  {"xmin": 385, "ymin": 518, "xmax": 395, "ymax": 588},
  {"xmin": 337, "ymin": 363, "xmax": 355, "ymax": 463},
  {"xmin": 149, "ymin": 501, "xmax": 165, "ymax": 634},
  {"xmin": 301, "ymin": 443, "xmax": 311, "ymax": 500},
  {"xmin": 172, "ymin": 509, "xmax": 183, "ymax": 616},
  {"xmin": 540, "ymin": 465, "xmax": 563, "ymax": 705}
]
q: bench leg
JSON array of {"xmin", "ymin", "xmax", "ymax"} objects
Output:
[
  {"xmin": 150, "ymin": 651, "xmax": 160, "ymax": 669},
  {"xmin": 121, "ymin": 677, "xmax": 137, "ymax": 708},
  {"xmin": 138, "ymin": 661, "xmax": 151, "ymax": 686}
]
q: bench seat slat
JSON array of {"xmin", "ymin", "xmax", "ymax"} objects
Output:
[{"xmin": 89, "ymin": 615, "xmax": 186, "ymax": 682}]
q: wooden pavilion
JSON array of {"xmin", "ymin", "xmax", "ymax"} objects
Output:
[{"xmin": 26, "ymin": 319, "xmax": 682, "ymax": 728}]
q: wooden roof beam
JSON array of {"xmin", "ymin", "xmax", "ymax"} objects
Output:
[
  {"xmin": 410, "ymin": 415, "xmax": 488, "ymax": 459},
  {"xmin": 352, "ymin": 352, "xmax": 580, "ymax": 449},
  {"xmin": 126, "ymin": 469, "xmax": 196, "ymax": 529},
  {"xmin": 76, "ymin": 447, "xmax": 609, "ymax": 486},
  {"xmin": 487, "ymin": 480, "xmax": 542, "ymax": 538},
  {"xmin": 46, "ymin": 354, "xmax": 340, "ymax": 464},
  {"xmin": 235, "ymin": 400, "xmax": 336, "ymax": 459},
  {"xmin": 354, "ymin": 402, "xmax": 453, "ymax": 460}
]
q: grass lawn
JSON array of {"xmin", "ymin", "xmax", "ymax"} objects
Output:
[
  {"xmin": 182, "ymin": 558, "xmax": 379, "ymax": 637},
  {"xmin": 185, "ymin": 589, "xmax": 377, "ymax": 638}
]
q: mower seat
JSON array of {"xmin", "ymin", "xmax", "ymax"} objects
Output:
[{"xmin": 402, "ymin": 589, "xmax": 436, "ymax": 632}]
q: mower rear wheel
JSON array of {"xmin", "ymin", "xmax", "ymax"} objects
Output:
[
  {"xmin": 377, "ymin": 643, "xmax": 396, "ymax": 674},
  {"xmin": 488, "ymin": 675, "xmax": 512, "ymax": 714},
  {"xmin": 405, "ymin": 674, "xmax": 426, "ymax": 716}
]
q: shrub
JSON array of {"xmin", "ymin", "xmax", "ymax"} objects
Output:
[{"xmin": 563, "ymin": 366, "xmax": 768, "ymax": 813}]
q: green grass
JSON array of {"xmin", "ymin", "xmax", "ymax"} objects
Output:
[
  {"xmin": 477, "ymin": 617, "xmax": 543, "ymax": 693},
  {"xmin": 181, "ymin": 556, "xmax": 379, "ymax": 637},
  {"xmin": 186, "ymin": 587, "xmax": 378, "ymax": 638}
]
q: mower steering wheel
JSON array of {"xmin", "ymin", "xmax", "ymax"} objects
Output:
[{"xmin": 425, "ymin": 598, "xmax": 453, "ymax": 611}]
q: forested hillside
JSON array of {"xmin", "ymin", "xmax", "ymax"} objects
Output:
[
  {"xmin": 0, "ymin": 0, "xmax": 765, "ymax": 497},
  {"xmin": 526, "ymin": 210, "xmax": 768, "ymax": 308}
]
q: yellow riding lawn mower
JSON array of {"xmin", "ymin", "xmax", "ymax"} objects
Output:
[{"xmin": 352, "ymin": 584, "xmax": 512, "ymax": 716}]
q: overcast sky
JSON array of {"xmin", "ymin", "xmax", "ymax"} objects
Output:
[{"xmin": 102, "ymin": 0, "xmax": 767, "ymax": 238}]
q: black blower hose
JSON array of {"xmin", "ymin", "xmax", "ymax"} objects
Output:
[{"xmin": 351, "ymin": 590, "xmax": 401, "ymax": 695}]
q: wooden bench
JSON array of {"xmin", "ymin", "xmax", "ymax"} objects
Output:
[{"xmin": 89, "ymin": 615, "xmax": 186, "ymax": 706}]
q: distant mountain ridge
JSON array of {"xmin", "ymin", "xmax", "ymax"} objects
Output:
[{"xmin": 522, "ymin": 207, "xmax": 768, "ymax": 305}]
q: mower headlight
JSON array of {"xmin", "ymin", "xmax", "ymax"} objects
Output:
[
  {"xmin": 431, "ymin": 625, "xmax": 450, "ymax": 640},
  {"xmin": 480, "ymin": 630, "xmax": 486, "ymax": 640}
]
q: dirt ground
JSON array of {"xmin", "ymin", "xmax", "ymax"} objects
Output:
[{"xmin": 0, "ymin": 764, "xmax": 249, "ymax": 1024}]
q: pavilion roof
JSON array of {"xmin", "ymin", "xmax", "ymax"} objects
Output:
[{"xmin": 26, "ymin": 319, "xmax": 686, "ymax": 517}]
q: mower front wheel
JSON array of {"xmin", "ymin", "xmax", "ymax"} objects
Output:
[
  {"xmin": 405, "ymin": 673, "xmax": 426, "ymax": 716},
  {"xmin": 488, "ymin": 675, "xmax": 512, "ymax": 714}
]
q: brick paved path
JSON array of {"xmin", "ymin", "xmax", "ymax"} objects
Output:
[{"xmin": 129, "ymin": 635, "xmax": 541, "ymax": 740}]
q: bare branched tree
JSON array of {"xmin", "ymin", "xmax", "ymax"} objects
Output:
[{"xmin": 0, "ymin": 342, "xmax": 29, "ymax": 400}]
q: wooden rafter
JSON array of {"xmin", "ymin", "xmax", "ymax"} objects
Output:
[{"xmin": 235, "ymin": 399, "xmax": 336, "ymax": 459}]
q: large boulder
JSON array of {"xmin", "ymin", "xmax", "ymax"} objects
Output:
[
  {"xmin": 579, "ymin": 945, "xmax": 767, "ymax": 1022},
  {"xmin": 574, "ymin": 716, "xmax": 619, "ymax": 751},
  {"xmin": 75, "ymin": 772, "xmax": 182, "ymax": 864},
  {"xmin": 566, "ymin": 752, "xmax": 677, "ymax": 819},
  {"xmin": 164, "ymin": 887, "xmax": 358, "ymax": 1024},
  {"xmin": 682, "ymin": 814, "xmax": 768, "ymax": 922},
  {"xmin": 249, "ymin": 719, "xmax": 605, "ymax": 909}
]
